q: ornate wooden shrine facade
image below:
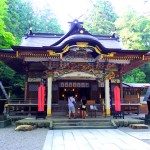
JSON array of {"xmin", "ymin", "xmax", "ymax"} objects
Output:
[{"xmin": 0, "ymin": 20, "xmax": 150, "ymax": 116}]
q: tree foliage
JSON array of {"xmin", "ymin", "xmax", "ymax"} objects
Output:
[
  {"xmin": 0, "ymin": 61, "xmax": 25, "ymax": 98},
  {"xmin": 82, "ymin": 0, "xmax": 118, "ymax": 35},
  {"xmin": 115, "ymin": 9, "xmax": 150, "ymax": 50},
  {"xmin": 5, "ymin": 0, "xmax": 64, "ymax": 44},
  {"xmin": 115, "ymin": 8, "xmax": 150, "ymax": 83},
  {"xmin": 31, "ymin": 1, "xmax": 64, "ymax": 33},
  {"xmin": 0, "ymin": 0, "xmax": 15, "ymax": 48},
  {"xmin": 140, "ymin": 62, "xmax": 150, "ymax": 83},
  {"xmin": 0, "ymin": 0, "xmax": 64, "ymax": 98},
  {"xmin": 123, "ymin": 68, "xmax": 146, "ymax": 83}
]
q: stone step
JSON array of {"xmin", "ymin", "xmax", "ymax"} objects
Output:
[
  {"xmin": 51, "ymin": 119, "xmax": 116, "ymax": 129},
  {"xmin": 52, "ymin": 119, "xmax": 111, "ymax": 123},
  {"xmin": 53, "ymin": 122, "xmax": 112, "ymax": 126},
  {"xmin": 51, "ymin": 125, "xmax": 117, "ymax": 130}
]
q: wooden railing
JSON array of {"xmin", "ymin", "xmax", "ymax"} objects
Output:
[{"xmin": 112, "ymin": 103, "xmax": 141, "ymax": 114}]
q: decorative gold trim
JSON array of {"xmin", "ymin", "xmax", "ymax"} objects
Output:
[
  {"xmin": 59, "ymin": 53, "xmax": 63, "ymax": 59},
  {"xmin": 108, "ymin": 52, "xmax": 116, "ymax": 57},
  {"xmin": 105, "ymin": 71, "xmax": 115, "ymax": 80},
  {"xmin": 47, "ymin": 50, "xmax": 58, "ymax": 56},
  {"xmin": 100, "ymin": 54, "xmax": 104, "ymax": 59},
  {"xmin": 142, "ymin": 55, "xmax": 145, "ymax": 60},
  {"xmin": 94, "ymin": 45, "xmax": 102, "ymax": 54},
  {"xmin": 76, "ymin": 42, "xmax": 89, "ymax": 47},
  {"xmin": 16, "ymin": 51, "xmax": 19, "ymax": 58},
  {"xmin": 62, "ymin": 45, "xmax": 70, "ymax": 53}
]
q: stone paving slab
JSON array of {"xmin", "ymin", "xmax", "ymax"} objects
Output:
[
  {"xmin": 42, "ymin": 129, "xmax": 150, "ymax": 150},
  {"xmin": 128, "ymin": 132, "xmax": 150, "ymax": 140}
]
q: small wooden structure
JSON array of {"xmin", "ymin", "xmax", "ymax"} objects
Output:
[{"xmin": 123, "ymin": 83, "xmax": 150, "ymax": 114}]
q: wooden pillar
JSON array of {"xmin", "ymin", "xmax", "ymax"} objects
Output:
[
  {"xmin": 24, "ymin": 81, "xmax": 27, "ymax": 101},
  {"xmin": 47, "ymin": 76, "xmax": 52, "ymax": 116},
  {"xmin": 137, "ymin": 90, "xmax": 140, "ymax": 103},
  {"xmin": 105, "ymin": 79, "xmax": 110, "ymax": 115},
  {"xmin": 25, "ymin": 64, "xmax": 29, "ymax": 102}
]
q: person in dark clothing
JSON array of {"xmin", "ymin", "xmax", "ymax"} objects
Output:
[{"xmin": 81, "ymin": 96, "xmax": 87, "ymax": 119}]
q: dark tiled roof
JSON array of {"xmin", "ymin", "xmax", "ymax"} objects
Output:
[
  {"xmin": 20, "ymin": 32, "xmax": 125, "ymax": 50},
  {"xmin": 11, "ymin": 20, "xmax": 149, "ymax": 55},
  {"xmin": 20, "ymin": 36, "xmax": 60, "ymax": 47},
  {"xmin": 19, "ymin": 20, "xmax": 125, "ymax": 50},
  {"xmin": 122, "ymin": 82, "xmax": 150, "ymax": 88},
  {"xmin": 98, "ymin": 39, "xmax": 125, "ymax": 49}
]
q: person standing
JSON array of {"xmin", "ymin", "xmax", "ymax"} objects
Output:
[
  {"xmin": 68, "ymin": 95, "xmax": 76, "ymax": 119},
  {"xmin": 81, "ymin": 96, "xmax": 87, "ymax": 119}
]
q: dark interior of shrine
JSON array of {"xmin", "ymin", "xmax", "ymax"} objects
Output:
[{"xmin": 59, "ymin": 87, "xmax": 90, "ymax": 102}]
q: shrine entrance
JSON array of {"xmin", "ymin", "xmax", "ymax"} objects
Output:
[
  {"xmin": 52, "ymin": 71, "xmax": 101, "ymax": 102},
  {"xmin": 59, "ymin": 86, "xmax": 91, "ymax": 102},
  {"xmin": 51, "ymin": 77, "xmax": 106, "ymax": 116}
]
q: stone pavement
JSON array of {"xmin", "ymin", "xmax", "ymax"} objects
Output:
[
  {"xmin": 1, "ymin": 114, "xmax": 150, "ymax": 150},
  {"xmin": 42, "ymin": 129, "xmax": 150, "ymax": 150},
  {"xmin": 1, "ymin": 126, "xmax": 150, "ymax": 150}
]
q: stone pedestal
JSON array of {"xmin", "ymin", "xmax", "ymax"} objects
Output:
[
  {"xmin": 0, "ymin": 100, "xmax": 5, "ymax": 114},
  {"xmin": 0, "ymin": 115, "xmax": 11, "ymax": 128},
  {"xmin": 147, "ymin": 101, "xmax": 150, "ymax": 114},
  {"xmin": 112, "ymin": 111, "xmax": 124, "ymax": 119},
  {"xmin": 36, "ymin": 111, "xmax": 46, "ymax": 119},
  {"xmin": 145, "ymin": 114, "xmax": 150, "ymax": 124}
]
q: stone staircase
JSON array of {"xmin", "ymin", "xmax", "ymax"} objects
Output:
[{"xmin": 50, "ymin": 118, "xmax": 117, "ymax": 130}]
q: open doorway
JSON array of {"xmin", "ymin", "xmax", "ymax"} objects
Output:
[{"xmin": 59, "ymin": 87, "xmax": 90, "ymax": 102}]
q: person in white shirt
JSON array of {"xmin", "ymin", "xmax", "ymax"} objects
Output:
[{"xmin": 68, "ymin": 95, "xmax": 76, "ymax": 119}]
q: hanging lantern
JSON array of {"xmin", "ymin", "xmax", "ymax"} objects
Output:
[
  {"xmin": 38, "ymin": 85, "xmax": 45, "ymax": 112},
  {"xmin": 114, "ymin": 86, "xmax": 121, "ymax": 111}
]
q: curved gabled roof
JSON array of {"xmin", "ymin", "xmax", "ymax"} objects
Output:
[{"xmin": 12, "ymin": 20, "xmax": 127, "ymax": 54}]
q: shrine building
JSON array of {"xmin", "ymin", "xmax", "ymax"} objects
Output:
[{"xmin": 0, "ymin": 20, "xmax": 150, "ymax": 116}]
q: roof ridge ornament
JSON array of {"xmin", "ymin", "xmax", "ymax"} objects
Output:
[
  {"xmin": 111, "ymin": 33, "xmax": 120, "ymax": 41},
  {"xmin": 25, "ymin": 27, "xmax": 33, "ymax": 39},
  {"xmin": 68, "ymin": 19, "xmax": 83, "ymax": 29}
]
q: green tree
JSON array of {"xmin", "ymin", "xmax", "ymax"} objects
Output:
[
  {"xmin": 115, "ymin": 8, "xmax": 150, "ymax": 83},
  {"xmin": 0, "ymin": 61, "xmax": 15, "ymax": 84},
  {"xmin": 5, "ymin": 0, "xmax": 64, "ymax": 44},
  {"xmin": 140, "ymin": 62, "xmax": 150, "ymax": 83},
  {"xmin": 0, "ymin": 61, "xmax": 25, "ymax": 98},
  {"xmin": 123, "ymin": 68, "xmax": 146, "ymax": 83},
  {"xmin": 1, "ymin": 0, "xmax": 63, "ymax": 98},
  {"xmin": 82, "ymin": 0, "xmax": 118, "ymax": 35},
  {"xmin": 0, "ymin": 0, "xmax": 15, "ymax": 48},
  {"xmin": 5, "ymin": 0, "xmax": 36, "ymax": 44},
  {"xmin": 115, "ymin": 9, "xmax": 150, "ymax": 50},
  {"xmin": 10, "ymin": 74, "xmax": 25, "ymax": 98},
  {"xmin": 32, "ymin": 4, "xmax": 64, "ymax": 33}
]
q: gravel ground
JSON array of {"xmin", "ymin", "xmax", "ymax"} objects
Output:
[{"xmin": 0, "ymin": 125, "xmax": 48, "ymax": 150}]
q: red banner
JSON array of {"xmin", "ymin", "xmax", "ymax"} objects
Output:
[
  {"xmin": 38, "ymin": 85, "xmax": 45, "ymax": 111},
  {"xmin": 114, "ymin": 86, "xmax": 121, "ymax": 111}
]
